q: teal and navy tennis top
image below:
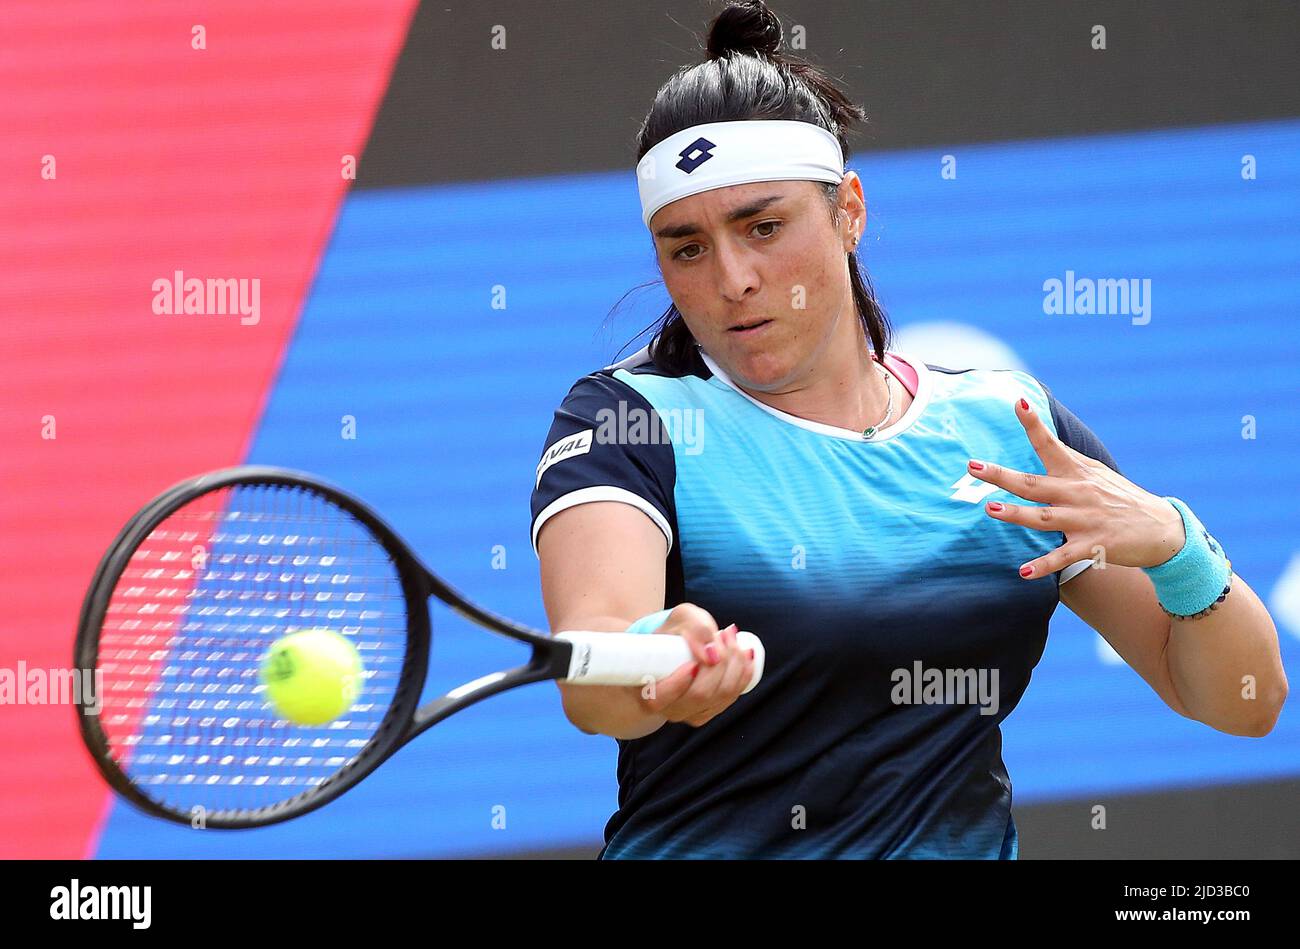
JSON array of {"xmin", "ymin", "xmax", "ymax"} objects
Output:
[{"xmin": 530, "ymin": 343, "xmax": 1118, "ymax": 859}]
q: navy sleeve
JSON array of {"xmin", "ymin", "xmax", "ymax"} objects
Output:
[
  {"xmin": 529, "ymin": 372, "xmax": 677, "ymax": 558},
  {"xmin": 1040, "ymin": 382, "xmax": 1121, "ymax": 476}
]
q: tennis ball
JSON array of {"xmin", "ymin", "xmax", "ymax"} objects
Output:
[{"xmin": 261, "ymin": 628, "xmax": 363, "ymax": 726}]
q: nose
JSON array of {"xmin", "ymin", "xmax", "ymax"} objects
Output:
[{"xmin": 713, "ymin": 237, "xmax": 760, "ymax": 303}]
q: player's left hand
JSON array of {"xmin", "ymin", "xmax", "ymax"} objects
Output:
[{"xmin": 966, "ymin": 397, "xmax": 1188, "ymax": 579}]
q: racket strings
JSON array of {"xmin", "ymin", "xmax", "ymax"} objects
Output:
[{"xmin": 94, "ymin": 482, "xmax": 411, "ymax": 816}]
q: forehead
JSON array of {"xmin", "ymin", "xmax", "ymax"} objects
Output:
[{"xmin": 651, "ymin": 180, "xmax": 812, "ymax": 236}]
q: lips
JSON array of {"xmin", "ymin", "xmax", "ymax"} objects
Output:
[{"xmin": 728, "ymin": 318, "xmax": 772, "ymax": 333}]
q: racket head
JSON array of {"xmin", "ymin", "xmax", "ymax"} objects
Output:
[{"xmin": 74, "ymin": 466, "xmax": 431, "ymax": 829}]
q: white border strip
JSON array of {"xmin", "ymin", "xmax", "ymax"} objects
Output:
[{"xmin": 532, "ymin": 486, "xmax": 673, "ymax": 558}]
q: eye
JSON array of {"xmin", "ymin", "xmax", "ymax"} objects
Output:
[{"xmin": 671, "ymin": 221, "xmax": 783, "ymax": 262}]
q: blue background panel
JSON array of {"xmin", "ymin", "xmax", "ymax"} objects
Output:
[{"xmin": 95, "ymin": 118, "xmax": 1300, "ymax": 857}]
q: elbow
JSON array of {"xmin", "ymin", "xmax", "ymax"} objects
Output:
[
  {"xmin": 556, "ymin": 682, "xmax": 598, "ymax": 735},
  {"xmin": 1213, "ymin": 681, "xmax": 1288, "ymax": 738},
  {"xmin": 567, "ymin": 714, "xmax": 599, "ymax": 737},
  {"xmin": 1246, "ymin": 679, "xmax": 1289, "ymax": 738},
  {"xmin": 1236, "ymin": 715, "xmax": 1279, "ymax": 739}
]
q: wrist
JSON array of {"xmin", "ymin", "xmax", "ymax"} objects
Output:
[
  {"xmin": 1140, "ymin": 497, "xmax": 1232, "ymax": 618},
  {"xmin": 624, "ymin": 608, "xmax": 673, "ymax": 635},
  {"xmin": 1143, "ymin": 497, "xmax": 1188, "ymax": 568}
]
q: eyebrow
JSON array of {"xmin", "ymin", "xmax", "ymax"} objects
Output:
[{"xmin": 654, "ymin": 194, "xmax": 786, "ymax": 240}]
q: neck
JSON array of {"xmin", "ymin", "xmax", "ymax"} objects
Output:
[{"xmin": 719, "ymin": 325, "xmax": 908, "ymax": 434}]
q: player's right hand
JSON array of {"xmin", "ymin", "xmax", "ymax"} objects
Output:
[{"xmin": 638, "ymin": 603, "xmax": 755, "ymax": 728}]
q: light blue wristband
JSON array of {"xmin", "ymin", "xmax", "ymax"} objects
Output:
[
  {"xmin": 624, "ymin": 609, "xmax": 673, "ymax": 634},
  {"xmin": 1140, "ymin": 497, "xmax": 1232, "ymax": 617}
]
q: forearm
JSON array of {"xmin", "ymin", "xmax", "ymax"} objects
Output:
[
  {"xmin": 558, "ymin": 682, "xmax": 667, "ymax": 740},
  {"xmin": 1165, "ymin": 574, "xmax": 1289, "ymax": 736},
  {"xmin": 552, "ymin": 614, "xmax": 668, "ymax": 740}
]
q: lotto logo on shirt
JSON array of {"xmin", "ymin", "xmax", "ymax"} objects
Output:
[{"xmin": 536, "ymin": 429, "xmax": 594, "ymax": 487}]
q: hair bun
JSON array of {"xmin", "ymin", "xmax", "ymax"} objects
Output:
[{"xmin": 706, "ymin": 1, "xmax": 783, "ymax": 60}]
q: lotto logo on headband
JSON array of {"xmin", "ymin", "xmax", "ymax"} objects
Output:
[
  {"xmin": 637, "ymin": 120, "xmax": 845, "ymax": 228},
  {"xmin": 676, "ymin": 137, "xmax": 716, "ymax": 174}
]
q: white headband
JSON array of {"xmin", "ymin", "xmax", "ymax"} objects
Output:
[{"xmin": 636, "ymin": 120, "xmax": 845, "ymax": 230}]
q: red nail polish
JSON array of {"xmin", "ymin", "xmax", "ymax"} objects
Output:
[
  {"xmin": 1019, "ymin": 565, "xmax": 1034, "ymax": 578},
  {"xmin": 691, "ymin": 664, "xmax": 699, "ymax": 679},
  {"xmin": 969, "ymin": 460, "xmax": 985, "ymax": 470},
  {"xmin": 987, "ymin": 501, "xmax": 1004, "ymax": 512},
  {"xmin": 1019, "ymin": 398, "xmax": 1029, "ymax": 411}
]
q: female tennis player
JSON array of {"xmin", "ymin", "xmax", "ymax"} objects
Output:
[{"xmin": 529, "ymin": 0, "xmax": 1287, "ymax": 859}]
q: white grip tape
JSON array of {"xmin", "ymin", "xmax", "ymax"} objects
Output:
[{"xmin": 554, "ymin": 630, "xmax": 765, "ymax": 694}]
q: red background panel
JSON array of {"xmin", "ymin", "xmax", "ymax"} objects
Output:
[{"xmin": 0, "ymin": 0, "xmax": 417, "ymax": 857}]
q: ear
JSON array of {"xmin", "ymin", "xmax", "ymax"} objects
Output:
[
  {"xmin": 838, "ymin": 173, "xmax": 866, "ymax": 250},
  {"xmin": 842, "ymin": 171, "xmax": 865, "ymax": 206}
]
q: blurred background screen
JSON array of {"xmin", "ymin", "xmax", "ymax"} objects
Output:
[{"xmin": 2, "ymin": 0, "xmax": 1297, "ymax": 859}]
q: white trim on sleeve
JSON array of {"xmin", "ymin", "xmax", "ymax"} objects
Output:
[
  {"xmin": 531, "ymin": 486, "xmax": 673, "ymax": 558},
  {"xmin": 1059, "ymin": 558, "xmax": 1094, "ymax": 584}
]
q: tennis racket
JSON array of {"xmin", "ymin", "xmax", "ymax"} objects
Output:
[{"xmin": 74, "ymin": 466, "xmax": 765, "ymax": 829}]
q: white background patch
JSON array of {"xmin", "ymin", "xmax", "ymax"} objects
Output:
[{"xmin": 536, "ymin": 429, "xmax": 593, "ymax": 487}]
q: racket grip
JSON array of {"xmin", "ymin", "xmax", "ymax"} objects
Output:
[{"xmin": 554, "ymin": 630, "xmax": 765, "ymax": 694}]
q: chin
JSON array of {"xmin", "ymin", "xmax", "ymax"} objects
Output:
[{"xmin": 723, "ymin": 347, "xmax": 795, "ymax": 391}]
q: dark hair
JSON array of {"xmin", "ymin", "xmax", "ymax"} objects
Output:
[{"xmin": 615, "ymin": 0, "xmax": 891, "ymax": 373}]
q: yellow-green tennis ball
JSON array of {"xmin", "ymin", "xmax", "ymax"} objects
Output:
[{"xmin": 261, "ymin": 629, "xmax": 363, "ymax": 726}]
